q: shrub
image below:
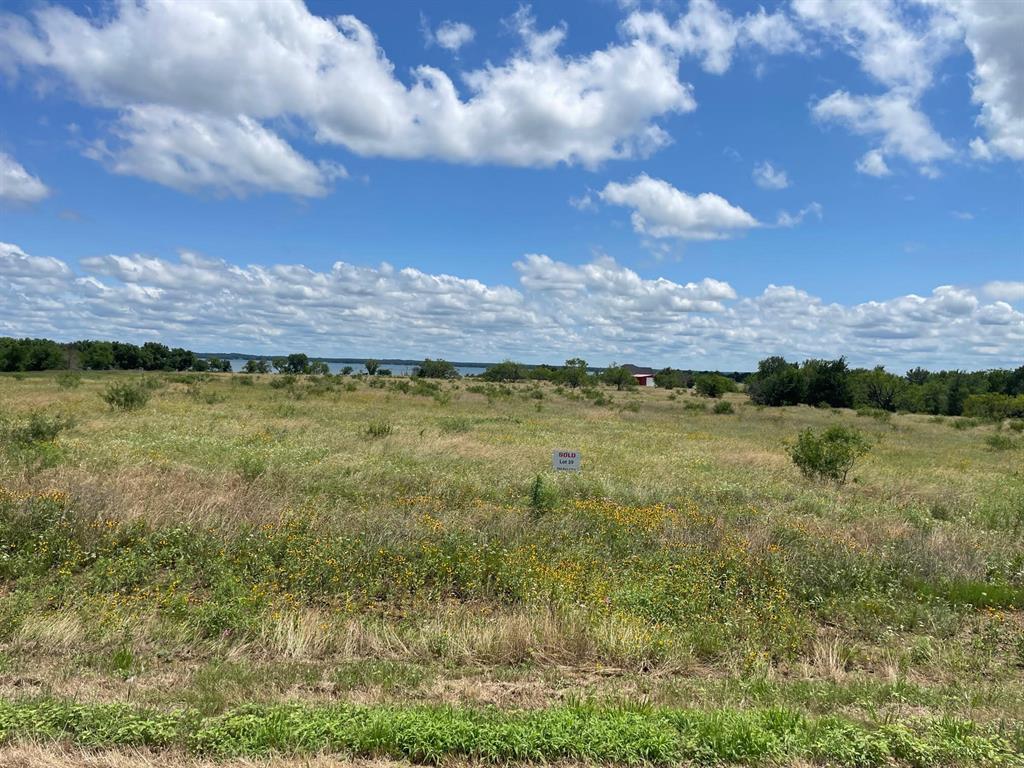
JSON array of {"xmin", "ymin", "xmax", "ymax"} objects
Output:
[
  {"xmin": 694, "ymin": 374, "xmax": 737, "ymax": 398},
  {"xmin": 1, "ymin": 412, "xmax": 74, "ymax": 445},
  {"xmin": 415, "ymin": 358, "xmax": 460, "ymax": 379},
  {"xmin": 963, "ymin": 393, "xmax": 1024, "ymax": 420},
  {"xmin": 269, "ymin": 375, "xmax": 296, "ymax": 390},
  {"xmin": 438, "ymin": 417, "xmax": 472, "ymax": 434},
  {"xmin": 365, "ymin": 420, "xmax": 393, "ymax": 438},
  {"xmin": 984, "ymin": 434, "xmax": 1018, "ymax": 451},
  {"xmin": 712, "ymin": 401, "xmax": 734, "ymax": 414},
  {"xmin": 101, "ymin": 382, "xmax": 151, "ymax": 411},
  {"xmin": 481, "ymin": 360, "xmax": 526, "ymax": 382},
  {"xmin": 787, "ymin": 425, "xmax": 871, "ymax": 485},
  {"xmin": 55, "ymin": 371, "xmax": 82, "ymax": 389},
  {"xmin": 682, "ymin": 400, "xmax": 707, "ymax": 413}
]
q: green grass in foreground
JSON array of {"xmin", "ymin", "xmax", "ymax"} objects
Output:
[{"xmin": 1, "ymin": 699, "xmax": 1021, "ymax": 766}]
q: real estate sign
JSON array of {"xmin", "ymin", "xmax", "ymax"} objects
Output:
[{"xmin": 552, "ymin": 450, "xmax": 581, "ymax": 471}]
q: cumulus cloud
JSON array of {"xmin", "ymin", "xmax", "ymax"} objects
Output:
[
  {"xmin": 954, "ymin": 0, "xmax": 1024, "ymax": 161},
  {"xmin": 775, "ymin": 202, "xmax": 822, "ymax": 228},
  {"xmin": 2, "ymin": 240, "xmax": 1019, "ymax": 370},
  {"xmin": 0, "ymin": 151, "xmax": 49, "ymax": 203},
  {"xmin": 855, "ymin": 149, "xmax": 891, "ymax": 177},
  {"xmin": 812, "ymin": 90, "xmax": 952, "ymax": 176},
  {"xmin": 752, "ymin": 160, "xmax": 789, "ymax": 189},
  {"xmin": 87, "ymin": 106, "xmax": 346, "ymax": 197},
  {"xmin": 982, "ymin": 281, "xmax": 1024, "ymax": 303},
  {"xmin": 599, "ymin": 175, "xmax": 759, "ymax": 240},
  {"xmin": 0, "ymin": 0, "xmax": 697, "ymax": 192},
  {"xmin": 794, "ymin": 0, "xmax": 962, "ymax": 177},
  {"xmin": 623, "ymin": 0, "xmax": 803, "ymax": 75},
  {"xmin": 430, "ymin": 20, "xmax": 475, "ymax": 52}
]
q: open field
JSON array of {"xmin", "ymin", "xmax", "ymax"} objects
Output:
[{"xmin": 0, "ymin": 371, "xmax": 1021, "ymax": 765}]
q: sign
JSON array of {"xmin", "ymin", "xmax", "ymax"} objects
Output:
[{"xmin": 552, "ymin": 450, "xmax": 581, "ymax": 471}]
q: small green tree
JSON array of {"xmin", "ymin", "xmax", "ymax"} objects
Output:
[
  {"xmin": 364, "ymin": 359, "xmax": 380, "ymax": 376},
  {"xmin": 601, "ymin": 365, "xmax": 635, "ymax": 391},
  {"xmin": 560, "ymin": 358, "xmax": 589, "ymax": 389},
  {"xmin": 787, "ymin": 425, "xmax": 871, "ymax": 485},
  {"xmin": 481, "ymin": 360, "xmax": 526, "ymax": 382},
  {"xmin": 415, "ymin": 358, "xmax": 459, "ymax": 379},
  {"xmin": 694, "ymin": 373, "xmax": 737, "ymax": 398}
]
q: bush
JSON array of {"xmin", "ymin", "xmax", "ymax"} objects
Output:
[
  {"xmin": 1, "ymin": 412, "xmax": 74, "ymax": 445},
  {"xmin": 101, "ymin": 382, "xmax": 151, "ymax": 411},
  {"xmin": 787, "ymin": 425, "xmax": 871, "ymax": 485},
  {"xmin": 481, "ymin": 361, "xmax": 526, "ymax": 382},
  {"xmin": 415, "ymin": 358, "xmax": 460, "ymax": 379},
  {"xmin": 963, "ymin": 393, "xmax": 1024, "ymax": 420},
  {"xmin": 55, "ymin": 371, "xmax": 82, "ymax": 389},
  {"xmin": 365, "ymin": 420, "xmax": 393, "ymax": 438},
  {"xmin": 694, "ymin": 374, "xmax": 737, "ymax": 398},
  {"xmin": 712, "ymin": 401, "xmax": 734, "ymax": 414},
  {"xmin": 438, "ymin": 417, "xmax": 472, "ymax": 433},
  {"xmin": 984, "ymin": 434, "xmax": 1018, "ymax": 451}
]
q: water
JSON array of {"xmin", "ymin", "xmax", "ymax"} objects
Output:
[{"xmin": 225, "ymin": 359, "xmax": 489, "ymax": 377}]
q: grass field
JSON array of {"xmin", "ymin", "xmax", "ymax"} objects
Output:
[{"xmin": 0, "ymin": 371, "xmax": 1021, "ymax": 766}]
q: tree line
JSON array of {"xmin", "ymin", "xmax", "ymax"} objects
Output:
[
  {"xmin": 746, "ymin": 356, "xmax": 1024, "ymax": 417},
  {"xmin": 0, "ymin": 337, "xmax": 231, "ymax": 373}
]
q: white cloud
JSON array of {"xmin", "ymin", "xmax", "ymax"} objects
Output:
[
  {"xmin": 775, "ymin": 202, "xmax": 822, "ymax": 228},
  {"xmin": 0, "ymin": 0, "xmax": 697, "ymax": 191},
  {"xmin": 982, "ymin": 281, "xmax": 1024, "ymax": 303},
  {"xmin": 2, "ymin": 241, "xmax": 1019, "ymax": 371},
  {"xmin": 88, "ymin": 106, "xmax": 345, "ymax": 198},
  {"xmin": 599, "ymin": 174, "xmax": 759, "ymax": 240},
  {"xmin": 855, "ymin": 148, "xmax": 891, "ymax": 177},
  {"xmin": 623, "ymin": 0, "xmax": 803, "ymax": 75},
  {"xmin": 953, "ymin": 0, "xmax": 1024, "ymax": 161},
  {"xmin": 812, "ymin": 90, "xmax": 953, "ymax": 174},
  {"xmin": 0, "ymin": 151, "xmax": 49, "ymax": 203},
  {"xmin": 752, "ymin": 160, "xmax": 789, "ymax": 189},
  {"xmin": 950, "ymin": 210, "xmax": 974, "ymax": 221},
  {"xmin": 792, "ymin": 0, "xmax": 959, "ymax": 93},
  {"xmin": 432, "ymin": 20, "xmax": 475, "ymax": 52}
]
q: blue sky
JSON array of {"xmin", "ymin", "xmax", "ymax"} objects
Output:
[{"xmin": 0, "ymin": 0, "xmax": 1021, "ymax": 370}]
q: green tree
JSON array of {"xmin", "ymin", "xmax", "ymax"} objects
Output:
[
  {"xmin": 415, "ymin": 358, "xmax": 459, "ymax": 379},
  {"xmin": 364, "ymin": 359, "xmax": 380, "ymax": 376},
  {"xmin": 747, "ymin": 357, "xmax": 803, "ymax": 406},
  {"xmin": 601, "ymin": 365, "xmax": 635, "ymax": 391},
  {"xmin": 694, "ymin": 373, "xmax": 737, "ymax": 398},
  {"xmin": 653, "ymin": 367, "xmax": 691, "ymax": 389},
  {"xmin": 481, "ymin": 360, "xmax": 526, "ymax": 382},
  {"xmin": 802, "ymin": 357, "xmax": 852, "ymax": 408},
  {"xmin": 559, "ymin": 358, "xmax": 589, "ymax": 389}
]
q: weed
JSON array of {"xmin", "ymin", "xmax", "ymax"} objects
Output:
[
  {"xmin": 713, "ymin": 401, "xmax": 735, "ymax": 414},
  {"xmin": 55, "ymin": 371, "xmax": 82, "ymax": 389},
  {"xmin": 984, "ymin": 434, "xmax": 1018, "ymax": 451},
  {"xmin": 438, "ymin": 416, "xmax": 472, "ymax": 433},
  {"xmin": 365, "ymin": 420, "xmax": 393, "ymax": 438},
  {"xmin": 101, "ymin": 382, "xmax": 151, "ymax": 411}
]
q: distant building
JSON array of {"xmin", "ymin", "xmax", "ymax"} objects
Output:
[{"xmin": 622, "ymin": 363, "xmax": 656, "ymax": 387}]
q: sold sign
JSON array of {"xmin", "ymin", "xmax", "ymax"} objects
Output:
[{"xmin": 552, "ymin": 450, "xmax": 581, "ymax": 471}]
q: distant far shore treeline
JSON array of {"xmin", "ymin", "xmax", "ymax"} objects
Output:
[{"xmin": 1, "ymin": 336, "xmax": 1021, "ymax": 418}]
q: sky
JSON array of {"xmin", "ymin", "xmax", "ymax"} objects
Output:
[{"xmin": 0, "ymin": 0, "xmax": 1021, "ymax": 371}]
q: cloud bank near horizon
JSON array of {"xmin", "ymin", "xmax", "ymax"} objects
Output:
[{"xmin": 2, "ymin": 242, "xmax": 1019, "ymax": 372}]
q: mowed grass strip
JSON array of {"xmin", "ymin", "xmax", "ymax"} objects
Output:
[{"xmin": 0, "ymin": 700, "xmax": 1021, "ymax": 766}]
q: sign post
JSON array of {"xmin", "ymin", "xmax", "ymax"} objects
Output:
[{"xmin": 552, "ymin": 450, "xmax": 581, "ymax": 471}]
